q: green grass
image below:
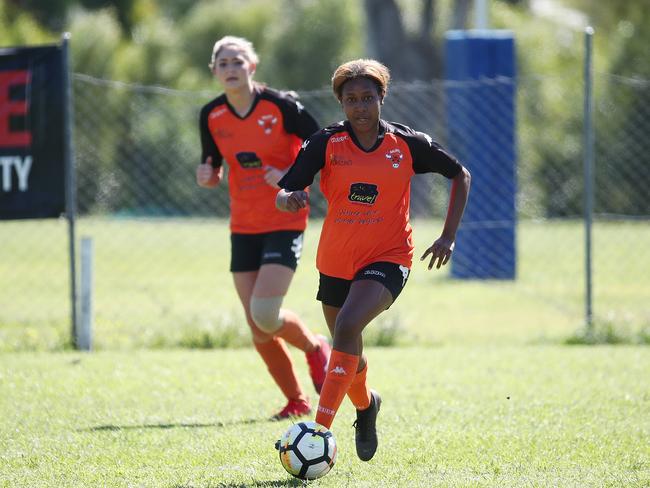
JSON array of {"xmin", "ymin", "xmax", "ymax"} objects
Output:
[
  {"xmin": 1, "ymin": 217, "xmax": 649, "ymax": 350},
  {"xmin": 2, "ymin": 218, "xmax": 648, "ymax": 486},
  {"xmin": 1, "ymin": 346, "xmax": 649, "ymax": 487}
]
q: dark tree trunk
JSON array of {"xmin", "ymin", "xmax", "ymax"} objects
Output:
[{"xmin": 364, "ymin": 0, "xmax": 441, "ymax": 80}]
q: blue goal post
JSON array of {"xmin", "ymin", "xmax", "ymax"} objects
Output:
[{"xmin": 445, "ymin": 30, "xmax": 517, "ymax": 279}]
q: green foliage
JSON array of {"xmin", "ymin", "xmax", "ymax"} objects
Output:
[
  {"xmin": 259, "ymin": 0, "xmax": 363, "ymax": 90},
  {"xmin": 0, "ymin": 2, "xmax": 56, "ymax": 46},
  {"xmin": 67, "ymin": 8, "xmax": 122, "ymax": 77},
  {"xmin": 179, "ymin": 0, "xmax": 278, "ymax": 88},
  {"xmin": 565, "ymin": 317, "xmax": 650, "ymax": 345}
]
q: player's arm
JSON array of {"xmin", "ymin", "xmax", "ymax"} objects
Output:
[
  {"xmin": 402, "ymin": 128, "xmax": 472, "ymax": 269},
  {"xmin": 421, "ymin": 166, "xmax": 471, "ymax": 269},
  {"xmin": 197, "ymin": 105, "xmax": 224, "ymax": 188},
  {"xmin": 278, "ymin": 91, "xmax": 320, "ymax": 140},
  {"xmin": 265, "ymin": 93, "xmax": 321, "ymax": 189},
  {"xmin": 276, "ymin": 131, "xmax": 328, "ymax": 213}
]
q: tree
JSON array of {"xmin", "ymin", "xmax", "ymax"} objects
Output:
[{"xmin": 364, "ymin": 0, "xmax": 441, "ymax": 80}]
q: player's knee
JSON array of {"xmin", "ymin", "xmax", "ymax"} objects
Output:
[
  {"xmin": 333, "ymin": 314, "xmax": 360, "ymax": 344},
  {"xmin": 250, "ymin": 296, "xmax": 283, "ymax": 333}
]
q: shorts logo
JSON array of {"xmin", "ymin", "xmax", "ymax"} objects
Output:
[
  {"xmin": 399, "ymin": 265, "xmax": 410, "ymax": 286},
  {"xmin": 291, "ymin": 234, "xmax": 303, "ymax": 260},
  {"xmin": 235, "ymin": 151, "xmax": 262, "ymax": 169},
  {"xmin": 385, "ymin": 148, "xmax": 403, "ymax": 169},
  {"xmin": 257, "ymin": 115, "xmax": 277, "ymax": 135},
  {"xmin": 364, "ymin": 269, "xmax": 386, "ymax": 278},
  {"xmin": 348, "ymin": 182, "xmax": 378, "ymax": 205},
  {"xmin": 263, "ymin": 252, "xmax": 282, "ymax": 259}
]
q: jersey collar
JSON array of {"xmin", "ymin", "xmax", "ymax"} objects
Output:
[
  {"xmin": 225, "ymin": 87, "xmax": 262, "ymax": 120},
  {"xmin": 343, "ymin": 119, "xmax": 387, "ymax": 153}
]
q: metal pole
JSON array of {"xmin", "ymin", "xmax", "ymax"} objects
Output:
[
  {"xmin": 475, "ymin": 0, "xmax": 489, "ymax": 29},
  {"xmin": 62, "ymin": 32, "xmax": 78, "ymax": 348},
  {"xmin": 583, "ymin": 27, "xmax": 595, "ymax": 334},
  {"xmin": 78, "ymin": 237, "xmax": 93, "ymax": 351}
]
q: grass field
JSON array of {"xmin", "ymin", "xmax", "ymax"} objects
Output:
[
  {"xmin": 1, "ymin": 346, "xmax": 649, "ymax": 487},
  {"xmin": 1, "ymin": 217, "xmax": 649, "ymax": 350},
  {"xmin": 2, "ymin": 217, "xmax": 649, "ymax": 486}
]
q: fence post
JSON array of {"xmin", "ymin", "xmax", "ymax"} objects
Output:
[
  {"xmin": 583, "ymin": 26, "xmax": 595, "ymax": 334},
  {"xmin": 62, "ymin": 32, "xmax": 78, "ymax": 347},
  {"xmin": 78, "ymin": 237, "xmax": 94, "ymax": 351}
]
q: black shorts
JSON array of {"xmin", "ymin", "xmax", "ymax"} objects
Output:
[
  {"xmin": 230, "ymin": 230, "xmax": 304, "ymax": 272},
  {"xmin": 316, "ymin": 261, "xmax": 411, "ymax": 308}
]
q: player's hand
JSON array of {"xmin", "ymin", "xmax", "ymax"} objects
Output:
[
  {"xmin": 196, "ymin": 157, "xmax": 222, "ymax": 187},
  {"xmin": 420, "ymin": 236, "xmax": 455, "ymax": 270},
  {"xmin": 277, "ymin": 190, "xmax": 308, "ymax": 212},
  {"xmin": 264, "ymin": 165, "xmax": 286, "ymax": 188}
]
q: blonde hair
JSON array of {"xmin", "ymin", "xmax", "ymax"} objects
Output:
[
  {"xmin": 209, "ymin": 36, "xmax": 259, "ymax": 71},
  {"xmin": 331, "ymin": 59, "xmax": 391, "ymax": 100}
]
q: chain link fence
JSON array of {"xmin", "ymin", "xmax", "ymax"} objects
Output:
[{"xmin": 1, "ymin": 66, "xmax": 648, "ymax": 350}]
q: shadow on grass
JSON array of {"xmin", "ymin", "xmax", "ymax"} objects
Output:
[
  {"xmin": 80, "ymin": 417, "xmax": 267, "ymax": 432},
  {"xmin": 171, "ymin": 480, "xmax": 304, "ymax": 488}
]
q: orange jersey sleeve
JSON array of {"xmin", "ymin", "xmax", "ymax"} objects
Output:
[{"xmin": 199, "ymin": 87, "xmax": 319, "ymax": 234}]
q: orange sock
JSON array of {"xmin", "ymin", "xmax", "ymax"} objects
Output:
[
  {"xmin": 315, "ymin": 349, "xmax": 359, "ymax": 428},
  {"xmin": 347, "ymin": 362, "xmax": 371, "ymax": 410},
  {"xmin": 275, "ymin": 309, "xmax": 318, "ymax": 352},
  {"xmin": 254, "ymin": 337, "xmax": 306, "ymax": 402}
]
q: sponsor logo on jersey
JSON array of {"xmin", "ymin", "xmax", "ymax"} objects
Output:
[
  {"xmin": 329, "ymin": 154, "xmax": 352, "ymax": 166},
  {"xmin": 257, "ymin": 114, "xmax": 278, "ymax": 135},
  {"xmin": 385, "ymin": 148, "xmax": 403, "ymax": 169},
  {"xmin": 330, "ymin": 135, "xmax": 349, "ymax": 143},
  {"xmin": 348, "ymin": 182, "xmax": 379, "ymax": 205},
  {"xmin": 235, "ymin": 151, "xmax": 262, "ymax": 169},
  {"xmin": 212, "ymin": 128, "xmax": 233, "ymax": 138},
  {"xmin": 210, "ymin": 108, "xmax": 227, "ymax": 118}
]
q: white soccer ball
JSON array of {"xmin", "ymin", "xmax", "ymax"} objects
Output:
[{"xmin": 276, "ymin": 421, "xmax": 337, "ymax": 480}]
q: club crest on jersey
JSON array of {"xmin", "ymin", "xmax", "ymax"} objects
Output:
[
  {"xmin": 348, "ymin": 182, "xmax": 379, "ymax": 205},
  {"xmin": 257, "ymin": 115, "xmax": 278, "ymax": 135},
  {"xmin": 385, "ymin": 148, "xmax": 403, "ymax": 168}
]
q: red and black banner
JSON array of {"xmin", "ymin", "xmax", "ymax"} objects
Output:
[{"xmin": 0, "ymin": 44, "xmax": 66, "ymax": 220}]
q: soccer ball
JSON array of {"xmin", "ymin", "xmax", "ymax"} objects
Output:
[{"xmin": 275, "ymin": 421, "xmax": 337, "ymax": 480}]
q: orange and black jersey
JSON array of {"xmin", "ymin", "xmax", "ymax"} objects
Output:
[
  {"xmin": 200, "ymin": 86, "xmax": 319, "ymax": 234},
  {"xmin": 279, "ymin": 119, "xmax": 462, "ymax": 279}
]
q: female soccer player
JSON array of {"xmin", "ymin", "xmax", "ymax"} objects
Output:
[
  {"xmin": 197, "ymin": 36, "xmax": 330, "ymax": 420},
  {"xmin": 276, "ymin": 59, "xmax": 471, "ymax": 460}
]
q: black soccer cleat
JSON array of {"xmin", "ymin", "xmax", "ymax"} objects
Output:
[{"xmin": 352, "ymin": 389, "xmax": 381, "ymax": 461}]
